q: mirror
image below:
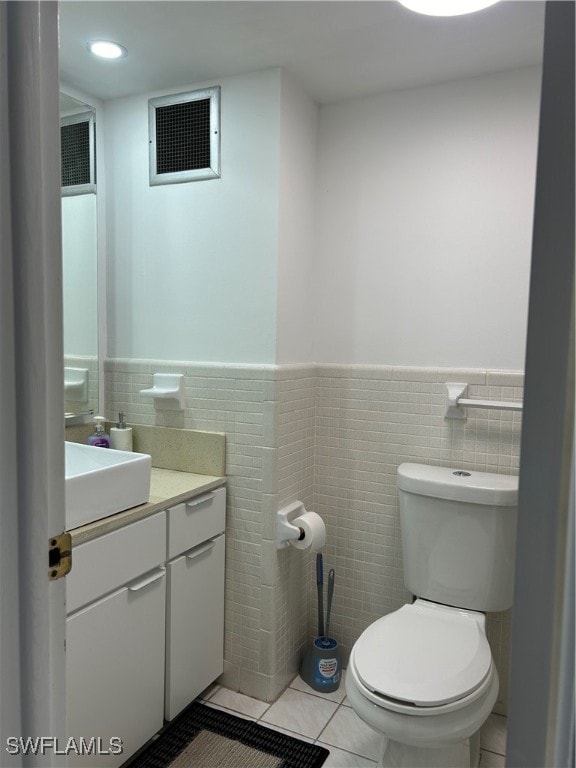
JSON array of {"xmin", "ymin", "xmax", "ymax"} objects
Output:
[{"xmin": 60, "ymin": 92, "xmax": 99, "ymax": 417}]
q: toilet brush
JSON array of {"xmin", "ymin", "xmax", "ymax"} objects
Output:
[
  {"xmin": 323, "ymin": 569, "xmax": 335, "ymax": 646},
  {"xmin": 316, "ymin": 552, "xmax": 324, "ymax": 638}
]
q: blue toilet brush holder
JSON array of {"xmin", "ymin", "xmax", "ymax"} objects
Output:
[
  {"xmin": 300, "ymin": 636, "xmax": 342, "ymax": 693},
  {"xmin": 300, "ymin": 558, "xmax": 341, "ymax": 692}
]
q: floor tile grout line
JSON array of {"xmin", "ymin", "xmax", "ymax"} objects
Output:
[
  {"xmin": 257, "ymin": 682, "xmax": 345, "ymax": 733},
  {"xmin": 288, "ymin": 679, "xmax": 348, "ymax": 707},
  {"xmin": 204, "ymin": 702, "xmax": 258, "ymax": 721},
  {"xmin": 205, "ymin": 686, "xmax": 273, "ymax": 719},
  {"xmin": 207, "ymin": 677, "xmax": 381, "ymax": 760},
  {"xmin": 259, "ymin": 694, "xmax": 366, "ymax": 759},
  {"xmin": 315, "ymin": 738, "xmax": 378, "ymax": 765},
  {"xmin": 255, "ymin": 698, "xmax": 335, "ymax": 740},
  {"xmin": 204, "ymin": 699, "xmax": 374, "ymax": 762},
  {"xmin": 313, "ymin": 698, "xmax": 345, "ymax": 746},
  {"xmin": 254, "ymin": 697, "xmax": 375, "ymax": 763},
  {"xmin": 316, "ymin": 699, "xmax": 383, "ymax": 763},
  {"xmin": 202, "ymin": 683, "xmax": 507, "ymax": 763},
  {"xmin": 481, "ymin": 747, "xmax": 507, "ymax": 758}
]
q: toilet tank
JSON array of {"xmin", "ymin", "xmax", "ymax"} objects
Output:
[{"xmin": 398, "ymin": 463, "xmax": 518, "ymax": 612}]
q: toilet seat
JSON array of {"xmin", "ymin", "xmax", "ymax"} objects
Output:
[{"xmin": 353, "ymin": 600, "xmax": 492, "ymax": 707}]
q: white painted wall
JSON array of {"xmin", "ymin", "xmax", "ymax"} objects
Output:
[
  {"xmin": 276, "ymin": 72, "xmax": 318, "ymax": 364},
  {"xmin": 105, "ymin": 69, "xmax": 281, "ymax": 363},
  {"xmin": 104, "ymin": 65, "xmax": 540, "ymax": 369},
  {"xmin": 313, "ymin": 67, "xmax": 541, "ymax": 369}
]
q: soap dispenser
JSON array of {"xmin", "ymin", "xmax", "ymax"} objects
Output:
[
  {"xmin": 87, "ymin": 416, "xmax": 110, "ymax": 448},
  {"xmin": 110, "ymin": 412, "xmax": 133, "ymax": 452}
]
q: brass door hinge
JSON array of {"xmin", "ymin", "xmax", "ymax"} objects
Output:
[{"xmin": 49, "ymin": 533, "xmax": 72, "ymax": 581}]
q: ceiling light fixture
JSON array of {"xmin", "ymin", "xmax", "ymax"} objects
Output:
[
  {"xmin": 398, "ymin": 0, "xmax": 500, "ymax": 16},
  {"xmin": 87, "ymin": 40, "xmax": 127, "ymax": 60}
]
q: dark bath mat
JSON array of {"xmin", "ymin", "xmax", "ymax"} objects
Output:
[{"xmin": 123, "ymin": 701, "xmax": 330, "ymax": 768}]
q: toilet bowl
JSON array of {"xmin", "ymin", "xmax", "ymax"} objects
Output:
[
  {"xmin": 345, "ymin": 464, "xmax": 518, "ymax": 768},
  {"xmin": 345, "ymin": 600, "xmax": 498, "ymax": 768}
]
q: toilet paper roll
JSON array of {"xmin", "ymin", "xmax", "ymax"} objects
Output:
[{"xmin": 290, "ymin": 511, "xmax": 326, "ymax": 551}]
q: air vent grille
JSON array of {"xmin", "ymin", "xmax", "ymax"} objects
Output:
[
  {"xmin": 60, "ymin": 110, "xmax": 96, "ymax": 195},
  {"xmin": 149, "ymin": 87, "xmax": 220, "ymax": 185},
  {"xmin": 156, "ymin": 99, "xmax": 211, "ymax": 174},
  {"xmin": 60, "ymin": 111, "xmax": 96, "ymax": 195},
  {"xmin": 61, "ymin": 121, "xmax": 90, "ymax": 186}
]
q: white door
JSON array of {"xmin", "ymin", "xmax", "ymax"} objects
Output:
[
  {"xmin": 165, "ymin": 534, "xmax": 225, "ymax": 720},
  {"xmin": 67, "ymin": 570, "xmax": 166, "ymax": 767},
  {"xmin": 0, "ymin": 3, "xmax": 66, "ymax": 767}
]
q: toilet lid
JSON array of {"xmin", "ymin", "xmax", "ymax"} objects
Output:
[{"xmin": 353, "ymin": 602, "xmax": 492, "ymax": 707}]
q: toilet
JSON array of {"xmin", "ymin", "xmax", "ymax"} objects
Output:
[{"xmin": 346, "ymin": 463, "xmax": 518, "ymax": 768}]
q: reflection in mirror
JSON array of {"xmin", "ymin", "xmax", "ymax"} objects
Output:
[
  {"xmin": 60, "ymin": 93, "xmax": 98, "ymax": 417},
  {"xmin": 61, "ymin": 108, "xmax": 96, "ymax": 195}
]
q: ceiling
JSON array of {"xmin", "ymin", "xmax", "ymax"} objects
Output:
[{"xmin": 58, "ymin": 0, "xmax": 545, "ymax": 104}]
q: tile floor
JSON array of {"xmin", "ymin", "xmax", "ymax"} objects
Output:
[{"xmin": 199, "ymin": 672, "xmax": 507, "ymax": 767}]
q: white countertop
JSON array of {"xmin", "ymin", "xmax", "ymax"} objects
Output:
[{"xmin": 69, "ymin": 468, "xmax": 226, "ymax": 546}]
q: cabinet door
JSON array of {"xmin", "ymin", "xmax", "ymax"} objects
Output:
[
  {"xmin": 67, "ymin": 568, "xmax": 166, "ymax": 767},
  {"xmin": 165, "ymin": 534, "xmax": 225, "ymax": 720}
]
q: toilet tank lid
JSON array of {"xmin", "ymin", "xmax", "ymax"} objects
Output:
[{"xmin": 398, "ymin": 463, "xmax": 518, "ymax": 506}]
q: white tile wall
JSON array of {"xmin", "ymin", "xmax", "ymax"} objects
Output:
[
  {"xmin": 64, "ymin": 354, "xmax": 98, "ymax": 415},
  {"xmin": 274, "ymin": 367, "xmax": 316, "ymax": 689},
  {"xmin": 314, "ymin": 365, "xmax": 522, "ymax": 714},
  {"xmin": 104, "ymin": 359, "xmax": 522, "ymax": 712}
]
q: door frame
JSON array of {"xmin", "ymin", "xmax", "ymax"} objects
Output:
[{"xmin": 0, "ymin": 2, "xmax": 66, "ymax": 765}]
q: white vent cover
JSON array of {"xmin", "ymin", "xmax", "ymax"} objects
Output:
[{"xmin": 149, "ymin": 86, "xmax": 220, "ymax": 185}]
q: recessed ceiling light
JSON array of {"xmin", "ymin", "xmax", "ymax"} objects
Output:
[
  {"xmin": 398, "ymin": 0, "xmax": 500, "ymax": 16},
  {"xmin": 87, "ymin": 40, "xmax": 127, "ymax": 60}
]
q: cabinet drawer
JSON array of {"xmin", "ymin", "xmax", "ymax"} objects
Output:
[
  {"xmin": 167, "ymin": 487, "xmax": 225, "ymax": 559},
  {"xmin": 67, "ymin": 511, "xmax": 166, "ymax": 614}
]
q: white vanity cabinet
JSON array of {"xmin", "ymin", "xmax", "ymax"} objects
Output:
[
  {"xmin": 165, "ymin": 488, "xmax": 226, "ymax": 720},
  {"xmin": 66, "ymin": 485, "xmax": 226, "ymax": 766},
  {"xmin": 66, "ymin": 512, "xmax": 167, "ymax": 767}
]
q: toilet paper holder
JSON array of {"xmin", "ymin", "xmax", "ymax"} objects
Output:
[{"xmin": 277, "ymin": 501, "xmax": 307, "ymax": 549}]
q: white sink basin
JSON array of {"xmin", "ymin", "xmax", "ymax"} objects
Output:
[{"xmin": 65, "ymin": 441, "xmax": 151, "ymax": 530}]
